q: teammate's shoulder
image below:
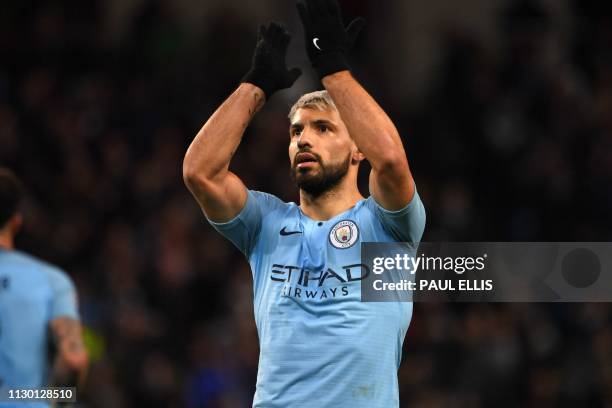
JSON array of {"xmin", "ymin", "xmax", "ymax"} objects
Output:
[
  {"xmin": 2, "ymin": 249, "xmax": 70, "ymax": 281},
  {"xmin": 1, "ymin": 248, "xmax": 48, "ymax": 268}
]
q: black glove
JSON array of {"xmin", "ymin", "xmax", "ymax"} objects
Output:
[
  {"xmin": 242, "ymin": 22, "xmax": 302, "ymax": 99},
  {"xmin": 296, "ymin": 0, "xmax": 365, "ymax": 79}
]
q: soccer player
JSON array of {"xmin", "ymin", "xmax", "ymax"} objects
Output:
[
  {"xmin": 183, "ymin": 0, "xmax": 425, "ymax": 406},
  {"xmin": 0, "ymin": 169, "xmax": 88, "ymax": 407}
]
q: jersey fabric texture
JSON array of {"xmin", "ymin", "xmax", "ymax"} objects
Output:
[
  {"xmin": 209, "ymin": 189, "xmax": 426, "ymax": 408},
  {"xmin": 0, "ymin": 249, "xmax": 79, "ymax": 408}
]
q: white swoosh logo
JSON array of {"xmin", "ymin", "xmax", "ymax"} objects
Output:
[{"xmin": 313, "ymin": 38, "xmax": 321, "ymax": 50}]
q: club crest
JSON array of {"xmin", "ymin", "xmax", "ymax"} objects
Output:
[{"xmin": 329, "ymin": 220, "xmax": 359, "ymax": 249}]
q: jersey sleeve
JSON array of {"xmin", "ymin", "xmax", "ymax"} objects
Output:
[
  {"xmin": 366, "ymin": 188, "xmax": 426, "ymax": 245},
  {"xmin": 47, "ymin": 268, "xmax": 79, "ymax": 321},
  {"xmin": 207, "ymin": 190, "xmax": 280, "ymax": 257}
]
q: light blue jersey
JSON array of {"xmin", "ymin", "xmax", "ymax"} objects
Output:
[
  {"xmin": 0, "ymin": 249, "xmax": 79, "ymax": 408},
  {"xmin": 210, "ymin": 189, "xmax": 426, "ymax": 408}
]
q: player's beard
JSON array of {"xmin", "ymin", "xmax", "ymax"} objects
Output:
[{"xmin": 290, "ymin": 151, "xmax": 351, "ymax": 198}]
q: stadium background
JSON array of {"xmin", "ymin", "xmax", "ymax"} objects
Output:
[{"xmin": 1, "ymin": 0, "xmax": 611, "ymax": 406}]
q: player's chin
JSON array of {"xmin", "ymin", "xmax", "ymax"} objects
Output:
[
  {"xmin": 294, "ymin": 165, "xmax": 320, "ymax": 178},
  {"xmin": 292, "ymin": 168, "xmax": 319, "ymax": 185}
]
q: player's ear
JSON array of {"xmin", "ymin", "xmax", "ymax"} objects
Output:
[{"xmin": 351, "ymin": 147, "xmax": 365, "ymax": 164}]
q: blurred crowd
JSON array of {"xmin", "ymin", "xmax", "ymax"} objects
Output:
[{"xmin": 1, "ymin": 0, "xmax": 611, "ymax": 407}]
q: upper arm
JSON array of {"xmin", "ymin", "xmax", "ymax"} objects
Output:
[
  {"xmin": 49, "ymin": 317, "xmax": 85, "ymax": 352},
  {"xmin": 321, "ymin": 72, "xmax": 415, "ymax": 210},
  {"xmin": 369, "ymin": 157, "xmax": 416, "ymax": 211},
  {"xmin": 184, "ymin": 170, "xmax": 248, "ymax": 223},
  {"xmin": 47, "ymin": 268, "xmax": 78, "ymax": 320}
]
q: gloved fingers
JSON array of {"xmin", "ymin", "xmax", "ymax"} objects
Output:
[
  {"xmin": 265, "ymin": 22, "xmax": 282, "ymax": 45},
  {"xmin": 296, "ymin": 1, "xmax": 311, "ymax": 25},
  {"xmin": 269, "ymin": 22, "xmax": 291, "ymax": 52},
  {"xmin": 325, "ymin": 0, "xmax": 341, "ymax": 18},
  {"xmin": 257, "ymin": 25, "xmax": 266, "ymax": 43},
  {"xmin": 346, "ymin": 17, "xmax": 366, "ymax": 46},
  {"xmin": 308, "ymin": 0, "xmax": 327, "ymax": 19},
  {"xmin": 279, "ymin": 27, "xmax": 291, "ymax": 51}
]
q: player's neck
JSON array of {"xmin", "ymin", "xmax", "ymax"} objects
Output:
[
  {"xmin": 299, "ymin": 182, "xmax": 363, "ymax": 221},
  {"xmin": 0, "ymin": 231, "xmax": 14, "ymax": 250}
]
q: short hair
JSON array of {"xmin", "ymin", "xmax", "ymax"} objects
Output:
[
  {"xmin": 288, "ymin": 90, "xmax": 338, "ymax": 122},
  {"xmin": 0, "ymin": 168, "xmax": 24, "ymax": 228}
]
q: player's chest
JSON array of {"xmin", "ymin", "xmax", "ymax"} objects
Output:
[
  {"xmin": 258, "ymin": 217, "xmax": 368, "ymax": 284},
  {"xmin": 273, "ymin": 216, "xmax": 362, "ymax": 255}
]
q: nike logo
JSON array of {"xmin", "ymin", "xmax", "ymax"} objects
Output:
[
  {"xmin": 313, "ymin": 37, "xmax": 321, "ymax": 51},
  {"xmin": 280, "ymin": 227, "xmax": 302, "ymax": 236}
]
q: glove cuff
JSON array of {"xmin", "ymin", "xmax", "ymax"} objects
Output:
[
  {"xmin": 241, "ymin": 69, "xmax": 275, "ymax": 99},
  {"xmin": 313, "ymin": 51, "xmax": 350, "ymax": 79}
]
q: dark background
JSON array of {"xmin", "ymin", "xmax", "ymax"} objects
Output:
[{"xmin": 1, "ymin": 0, "xmax": 611, "ymax": 406}]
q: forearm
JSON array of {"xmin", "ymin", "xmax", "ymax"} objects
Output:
[
  {"xmin": 49, "ymin": 318, "xmax": 88, "ymax": 388},
  {"xmin": 322, "ymin": 71, "xmax": 406, "ymax": 170},
  {"xmin": 182, "ymin": 23, "xmax": 298, "ymax": 221},
  {"xmin": 297, "ymin": 0, "xmax": 414, "ymax": 209},
  {"xmin": 183, "ymin": 83, "xmax": 265, "ymax": 183}
]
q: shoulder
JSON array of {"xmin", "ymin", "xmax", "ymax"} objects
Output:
[
  {"xmin": 2, "ymin": 249, "xmax": 52, "ymax": 272},
  {"xmin": 360, "ymin": 191, "xmax": 426, "ymax": 243},
  {"xmin": 43, "ymin": 264, "xmax": 75, "ymax": 291},
  {"xmin": 362, "ymin": 190, "xmax": 425, "ymax": 217},
  {"xmin": 249, "ymin": 190, "xmax": 296, "ymax": 217},
  {"xmin": 8, "ymin": 250, "xmax": 73, "ymax": 290},
  {"xmin": 249, "ymin": 190, "xmax": 292, "ymax": 208}
]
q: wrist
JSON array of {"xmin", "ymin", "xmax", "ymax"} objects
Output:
[
  {"xmin": 236, "ymin": 82, "xmax": 266, "ymax": 119},
  {"xmin": 241, "ymin": 68, "xmax": 275, "ymax": 100},
  {"xmin": 239, "ymin": 82, "xmax": 266, "ymax": 100},
  {"xmin": 321, "ymin": 70, "xmax": 353, "ymax": 85}
]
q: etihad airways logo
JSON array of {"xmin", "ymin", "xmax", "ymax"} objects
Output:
[{"xmin": 271, "ymin": 263, "xmax": 370, "ymax": 299}]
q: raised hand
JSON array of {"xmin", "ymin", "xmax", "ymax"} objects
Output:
[
  {"xmin": 296, "ymin": 0, "xmax": 366, "ymax": 78},
  {"xmin": 242, "ymin": 22, "xmax": 302, "ymax": 99}
]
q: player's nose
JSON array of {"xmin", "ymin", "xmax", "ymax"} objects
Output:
[{"xmin": 297, "ymin": 127, "xmax": 314, "ymax": 148}]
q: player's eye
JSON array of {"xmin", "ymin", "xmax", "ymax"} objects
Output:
[
  {"xmin": 291, "ymin": 127, "xmax": 302, "ymax": 137},
  {"xmin": 318, "ymin": 124, "xmax": 328, "ymax": 133}
]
